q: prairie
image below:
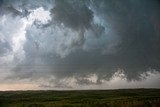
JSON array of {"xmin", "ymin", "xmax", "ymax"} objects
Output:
[{"xmin": 0, "ymin": 89, "xmax": 160, "ymax": 107}]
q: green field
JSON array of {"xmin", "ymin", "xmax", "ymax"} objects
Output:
[{"xmin": 0, "ymin": 89, "xmax": 160, "ymax": 107}]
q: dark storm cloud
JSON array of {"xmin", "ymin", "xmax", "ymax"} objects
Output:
[
  {"xmin": 4, "ymin": 6, "xmax": 22, "ymax": 16},
  {"xmin": 101, "ymin": 0, "xmax": 160, "ymax": 80},
  {"xmin": 42, "ymin": 0, "xmax": 160, "ymax": 81},
  {"xmin": 51, "ymin": 0, "xmax": 93, "ymax": 45},
  {"xmin": 1, "ymin": 0, "xmax": 160, "ymax": 88},
  {"xmin": 0, "ymin": 0, "xmax": 3, "ymax": 6},
  {"xmin": 0, "ymin": 0, "xmax": 21, "ymax": 16},
  {"xmin": 51, "ymin": 0, "xmax": 93, "ymax": 31}
]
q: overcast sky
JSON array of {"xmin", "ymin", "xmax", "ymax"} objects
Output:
[{"xmin": 0, "ymin": 0, "xmax": 160, "ymax": 90}]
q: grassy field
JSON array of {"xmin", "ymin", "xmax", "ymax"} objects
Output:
[{"xmin": 0, "ymin": 89, "xmax": 160, "ymax": 107}]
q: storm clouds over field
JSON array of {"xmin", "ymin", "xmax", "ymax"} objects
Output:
[{"xmin": 0, "ymin": 0, "xmax": 160, "ymax": 90}]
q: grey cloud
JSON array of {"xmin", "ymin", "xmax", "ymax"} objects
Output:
[
  {"xmin": 0, "ymin": 0, "xmax": 21, "ymax": 16},
  {"xmin": 87, "ymin": 0, "xmax": 160, "ymax": 79},
  {"xmin": 0, "ymin": 0, "xmax": 54, "ymax": 17},
  {"xmin": 51, "ymin": 0, "xmax": 93, "ymax": 31},
  {"xmin": 0, "ymin": 37, "xmax": 11, "ymax": 56},
  {"xmin": 2, "ymin": 0, "xmax": 53, "ymax": 9},
  {"xmin": 1, "ymin": 0, "xmax": 160, "ymax": 88},
  {"xmin": 0, "ymin": 5, "xmax": 20, "ymax": 16},
  {"xmin": 0, "ymin": 0, "xmax": 3, "ymax": 6},
  {"xmin": 51, "ymin": 0, "xmax": 93, "ymax": 46}
]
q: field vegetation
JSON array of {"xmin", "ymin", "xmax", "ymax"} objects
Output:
[{"xmin": 0, "ymin": 89, "xmax": 160, "ymax": 107}]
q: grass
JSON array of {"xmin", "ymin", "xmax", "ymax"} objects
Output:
[{"xmin": 0, "ymin": 89, "xmax": 160, "ymax": 107}]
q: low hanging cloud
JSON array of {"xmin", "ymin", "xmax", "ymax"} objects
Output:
[{"xmin": 0, "ymin": 0, "xmax": 160, "ymax": 89}]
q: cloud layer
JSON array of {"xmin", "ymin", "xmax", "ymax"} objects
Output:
[{"xmin": 0, "ymin": 0, "xmax": 160, "ymax": 89}]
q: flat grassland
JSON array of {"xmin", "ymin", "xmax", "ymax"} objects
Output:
[{"xmin": 0, "ymin": 89, "xmax": 160, "ymax": 107}]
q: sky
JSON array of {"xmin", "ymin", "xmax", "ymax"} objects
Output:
[{"xmin": 0, "ymin": 0, "xmax": 160, "ymax": 90}]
